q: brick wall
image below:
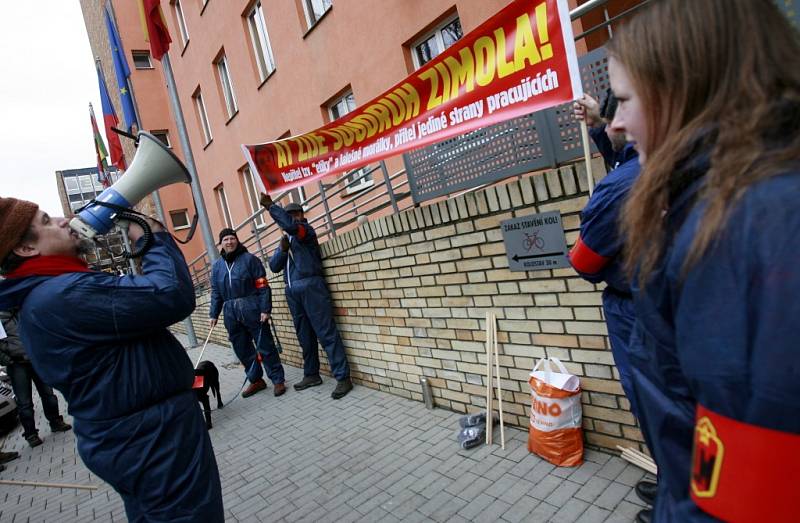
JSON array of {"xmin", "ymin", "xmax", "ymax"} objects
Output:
[{"xmin": 177, "ymin": 160, "xmax": 646, "ymax": 453}]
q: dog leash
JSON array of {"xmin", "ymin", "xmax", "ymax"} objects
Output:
[
  {"xmin": 193, "ymin": 324, "xmax": 217, "ymax": 369},
  {"xmin": 204, "ymin": 322, "xmax": 268, "ymax": 412}
]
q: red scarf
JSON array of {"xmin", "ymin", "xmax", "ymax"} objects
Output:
[{"xmin": 4, "ymin": 255, "xmax": 94, "ymax": 278}]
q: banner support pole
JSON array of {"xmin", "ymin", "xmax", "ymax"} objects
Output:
[{"xmin": 580, "ymin": 120, "xmax": 595, "ymax": 196}]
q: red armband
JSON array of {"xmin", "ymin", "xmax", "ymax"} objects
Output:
[
  {"xmin": 690, "ymin": 404, "xmax": 800, "ymax": 522},
  {"xmin": 296, "ymin": 224, "xmax": 307, "ymax": 240},
  {"xmin": 568, "ymin": 236, "xmax": 610, "ymax": 274},
  {"xmin": 254, "ymin": 277, "xmax": 268, "ymax": 289}
]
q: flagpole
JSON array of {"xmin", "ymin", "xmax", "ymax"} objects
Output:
[
  {"xmin": 103, "ymin": 1, "xmax": 167, "ymax": 224},
  {"xmin": 160, "ymin": 52, "xmax": 218, "ymax": 263}
]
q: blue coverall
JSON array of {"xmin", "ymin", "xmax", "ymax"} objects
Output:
[
  {"xmin": 0, "ymin": 233, "xmax": 223, "ymax": 522},
  {"xmin": 268, "ymin": 205, "xmax": 350, "ymax": 380},
  {"xmin": 210, "ymin": 247, "xmax": 284, "ymax": 385},
  {"xmin": 629, "ymin": 150, "xmax": 800, "ymax": 521},
  {"xmin": 570, "ymin": 126, "xmax": 641, "ymax": 417}
]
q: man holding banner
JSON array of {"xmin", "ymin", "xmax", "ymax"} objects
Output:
[
  {"xmin": 261, "ymin": 195, "xmax": 353, "ymax": 400},
  {"xmin": 242, "ymin": 0, "xmax": 583, "ymax": 196}
]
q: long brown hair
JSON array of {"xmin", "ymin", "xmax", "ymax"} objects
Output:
[{"xmin": 608, "ymin": 0, "xmax": 800, "ymax": 281}]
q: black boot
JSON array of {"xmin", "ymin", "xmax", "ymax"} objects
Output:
[
  {"xmin": 331, "ymin": 378, "xmax": 353, "ymax": 399},
  {"xmin": 26, "ymin": 434, "xmax": 43, "ymax": 448},
  {"xmin": 635, "ymin": 480, "xmax": 657, "ymax": 506},
  {"xmin": 294, "ymin": 375, "xmax": 323, "ymax": 391},
  {"xmin": 636, "ymin": 509, "xmax": 653, "ymax": 523},
  {"xmin": 50, "ymin": 417, "xmax": 72, "ymax": 433},
  {"xmin": 0, "ymin": 451, "xmax": 19, "ymax": 464}
]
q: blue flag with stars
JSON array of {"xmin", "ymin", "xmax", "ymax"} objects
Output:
[{"xmin": 105, "ymin": 6, "xmax": 139, "ymax": 132}]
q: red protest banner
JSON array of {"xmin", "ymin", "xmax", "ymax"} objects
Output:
[{"xmin": 242, "ymin": 0, "xmax": 581, "ymax": 193}]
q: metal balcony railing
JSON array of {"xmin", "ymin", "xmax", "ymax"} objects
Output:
[{"xmin": 187, "ymin": 161, "xmax": 412, "ymax": 294}]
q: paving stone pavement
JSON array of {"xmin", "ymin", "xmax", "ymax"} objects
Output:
[{"xmin": 0, "ymin": 336, "xmax": 652, "ymax": 522}]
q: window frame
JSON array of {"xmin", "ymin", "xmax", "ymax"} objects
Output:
[
  {"xmin": 169, "ymin": 209, "xmax": 191, "ymax": 230},
  {"xmin": 246, "ymin": 1, "xmax": 276, "ymax": 82},
  {"xmin": 64, "ymin": 177, "xmax": 79, "ymax": 192},
  {"xmin": 327, "ymin": 91, "xmax": 373, "ymax": 194},
  {"xmin": 192, "ymin": 89, "xmax": 213, "ymax": 145},
  {"xmin": 241, "ymin": 166, "xmax": 266, "ymax": 228},
  {"xmin": 173, "ymin": 0, "xmax": 190, "ymax": 49},
  {"xmin": 150, "ymin": 130, "xmax": 171, "ymax": 148},
  {"xmin": 131, "ymin": 50, "xmax": 153, "ymax": 69},
  {"xmin": 411, "ymin": 15, "xmax": 463, "ymax": 70},
  {"xmin": 215, "ymin": 54, "xmax": 239, "ymax": 119},
  {"xmin": 301, "ymin": 0, "xmax": 332, "ymax": 30},
  {"xmin": 214, "ymin": 184, "xmax": 233, "ymax": 228}
]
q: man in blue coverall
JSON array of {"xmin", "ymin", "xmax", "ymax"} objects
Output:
[
  {"xmin": 0, "ymin": 196, "xmax": 223, "ymax": 522},
  {"xmin": 569, "ymin": 93, "xmax": 655, "ymax": 523},
  {"xmin": 210, "ymin": 228, "xmax": 286, "ymax": 397},
  {"xmin": 260, "ymin": 194, "xmax": 353, "ymax": 400}
]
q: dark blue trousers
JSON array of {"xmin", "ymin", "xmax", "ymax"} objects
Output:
[
  {"xmin": 75, "ymin": 392, "xmax": 224, "ymax": 522},
  {"xmin": 286, "ymin": 276, "xmax": 350, "ymax": 380},
  {"xmin": 224, "ymin": 302, "xmax": 284, "ymax": 385},
  {"xmin": 602, "ymin": 289, "xmax": 639, "ymax": 419}
]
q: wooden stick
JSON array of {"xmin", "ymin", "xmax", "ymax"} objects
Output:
[
  {"xmin": 0, "ymin": 479, "xmax": 98, "ymax": 491},
  {"xmin": 491, "ymin": 312, "xmax": 505, "ymax": 450},
  {"xmin": 193, "ymin": 323, "xmax": 217, "ymax": 369},
  {"xmin": 580, "ymin": 120, "xmax": 596, "ymax": 196},
  {"xmin": 617, "ymin": 446, "xmax": 658, "ymax": 475},
  {"xmin": 485, "ymin": 311, "xmax": 493, "ymax": 446}
]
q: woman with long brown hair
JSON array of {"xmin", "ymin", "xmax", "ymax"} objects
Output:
[{"xmin": 606, "ymin": 0, "xmax": 800, "ymax": 521}]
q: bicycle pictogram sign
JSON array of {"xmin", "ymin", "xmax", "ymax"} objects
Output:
[{"xmin": 523, "ymin": 230, "xmax": 545, "ymax": 251}]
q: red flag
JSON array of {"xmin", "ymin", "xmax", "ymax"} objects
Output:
[
  {"xmin": 96, "ymin": 65, "xmax": 126, "ymax": 170},
  {"xmin": 138, "ymin": 0, "xmax": 172, "ymax": 60}
]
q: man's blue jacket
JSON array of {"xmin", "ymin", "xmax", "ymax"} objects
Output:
[
  {"xmin": 209, "ymin": 247, "xmax": 271, "ymax": 322},
  {"xmin": 0, "ymin": 232, "xmax": 223, "ymax": 522}
]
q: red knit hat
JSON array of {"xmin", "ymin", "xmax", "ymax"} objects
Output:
[{"xmin": 0, "ymin": 197, "xmax": 39, "ymax": 263}]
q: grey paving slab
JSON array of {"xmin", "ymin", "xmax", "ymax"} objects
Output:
[{"xmin": 0, "ymin": 334, "xmax": 643, "ymax": 522}]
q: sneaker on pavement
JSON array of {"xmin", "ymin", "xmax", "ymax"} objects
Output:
[
  {"xmin": 26, "ymin": 435, "xmax": 43, "ymax": 448},
  {"xmin": 293, "ymin": 375, "xmax": 323, "ymax": 391},
  {"xmin": 635, "ymin": 480, "xmax": 657, "ymax": 506},
  {"xmin": 331, "ymin": 378, "xmax": 353, "ymax": 400},
  {"xmin": 50, "ymin": 418, "xmax": 72, "ymax": 433},
  {"xmin": 242, "ymin": 378, "xmax": 267, "ymax": 398},
  {"xmin": 0, "ymin": 451, "xmax": 19, "ymax": 464},
  {"xmin": 273, "ymin": 382, "xmax": 287, "ymax": 397}
]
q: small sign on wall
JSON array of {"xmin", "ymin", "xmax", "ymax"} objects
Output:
[{"xmin": 501, "ymin": 211, "xmax": 570, "ymax": 272}]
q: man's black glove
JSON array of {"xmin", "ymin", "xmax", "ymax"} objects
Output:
[
  {"xmin": 259, "ymin": 192, "xmax": 273, "ymax": 209},
  {"xmin": 280, "ymin": 235, "xmax": 290, "ymax": 252}
]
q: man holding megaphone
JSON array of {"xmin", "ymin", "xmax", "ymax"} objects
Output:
[{"xmin": 0, "ymin": 132, "xmax": 225, "ymax": 522}]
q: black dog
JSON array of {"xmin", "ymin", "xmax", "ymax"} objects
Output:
[{"xmin": 194, "ymin": 361, "xmax": 223, "ymax": 429}]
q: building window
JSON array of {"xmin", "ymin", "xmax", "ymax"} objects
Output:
[
  {"xmin": 192, "ymin": 89, "xmax": 213, "ymax": 144},
  {"xmin": 412, "ymin": 16, "xmax": 463, "ymax": 68},
  {"xmin": 286, "ymin": 186, "xmax": 307, "ymax": 209},
  {"xmin": 64, "ymin": 177, "xmax": 79, "ymax": 192},
  {"xmin": 173, "ymin": 0, "xmax": 190, "ymax": 48},
  {"xmin": 169, "ymin": 209, "xmax": 191, "ymax": 230},
  {"xmin": 246, "ymin": 1, "xmax": 276, "ymax": 82},
  {"xmin": 151, "ymin": 130, "xmax": 171, "ymax": 147},
  {"xmin": 241, "ymin": 166, "xmax": 266, "ymax": 228},
  {"xmin": 215, "ymin": 54, "xmax": 238, "ymax": 119},
  {"xmin": 302, "ymin": 0, "xmax": 332, "ymax": 29},
  {"xmin": 78, "ymin": 175, "xmax": 96, "ymax": 194},
  {"xmin": 132, "ymin": 50, "xmax": 153, "ymax": 69},
  {"xmin": 328, "ymin": 91, "xmax": 372, "ymax": 193},
  {"xmin": 214, "ymin": 185, "xmax": 233, "ymax": 228}
]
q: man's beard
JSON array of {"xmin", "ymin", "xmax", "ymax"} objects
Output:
[{"xmin": 76, "ymin": 238, "xmax": 95, "ymax": 256}]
